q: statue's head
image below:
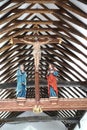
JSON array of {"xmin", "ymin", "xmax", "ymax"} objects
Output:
[
  {"xmin": 49, "ymin": 64, "xmax": 54, "ymax": 70},
  {"xmin": 19, "ymin": 64, "xmax": 24, "ymax": 71}
]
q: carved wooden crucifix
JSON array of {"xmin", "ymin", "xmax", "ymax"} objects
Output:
[
  {"xmin": 19, "ymin": 36, "xmax": 62, "ymax": 102},
  {"xmin": 20, "ymin": 37, "xmax": 62, "ymax": 72}
]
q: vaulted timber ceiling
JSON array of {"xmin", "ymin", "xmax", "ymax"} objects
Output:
[{"xmin": 0, "ymin": 0, "xmax": 87, "ymax": 130}]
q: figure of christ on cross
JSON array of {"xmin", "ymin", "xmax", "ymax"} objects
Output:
[{"xmin": 20, "ymin": 37, "xmax": 62, "ymax": 72}]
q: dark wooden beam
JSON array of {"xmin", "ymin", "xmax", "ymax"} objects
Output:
[
  {"xmin": 0, "ymin": 116, "xmax": 79, "ymax": 123},
  {"xmin": 14, "ymin": 9, "xmax": 58, "ymax": 13},
  {"xmin": 12, "ymin": 0, "xmax": 56, "ymax": 3},
  {"xmin": 0, "ymin": 80, "xmax": 86, "ymax": 91},
  {"xmin": 12, "ymin": 0, "xmax": 69, "ymax": 3},
  {"xmin": 15, "ymin": 27, "xmax": 59, "ymax": 33},
  {"xmin": 0, "ymin": 98, "xmax": 87, "ymax": 111}
]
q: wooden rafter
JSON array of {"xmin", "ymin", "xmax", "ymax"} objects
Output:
[
  {"xmin": 0, "ymin": 3, "xmax": 23, "ymax": 14},
  {"xmin": 78, "ymin": 0, "xmax": 87, "ymax": 4},
  {"xmin": 54, "ymin": 8, "xmax": 87, "ymax": 29},
  {"xmin": 56, "ymin": 1, "xmax": 87, "ymax": 18}
]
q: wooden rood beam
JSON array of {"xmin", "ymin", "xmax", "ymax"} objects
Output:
[{"xmin": 0, "ymin": 98, "xmax": 87, "ymax": 111}]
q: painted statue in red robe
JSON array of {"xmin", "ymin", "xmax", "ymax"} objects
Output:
[{"xmin": 46, "ymin": 64, "xmax": 58, "ymax": 98}]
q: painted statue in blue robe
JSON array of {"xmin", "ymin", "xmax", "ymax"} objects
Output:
[{"xmin": 16, "ymin": 65, "xmax": 27, "ymax": 98}]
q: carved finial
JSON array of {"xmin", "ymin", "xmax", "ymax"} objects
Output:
[{"xmin": 33, "ymin": 105, "xmax": 43, "ymax": 113}]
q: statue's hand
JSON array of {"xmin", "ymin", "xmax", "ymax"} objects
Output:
[{"xmin": 57, "ymin": 38, "xmax": 62, "ymax": 44}]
